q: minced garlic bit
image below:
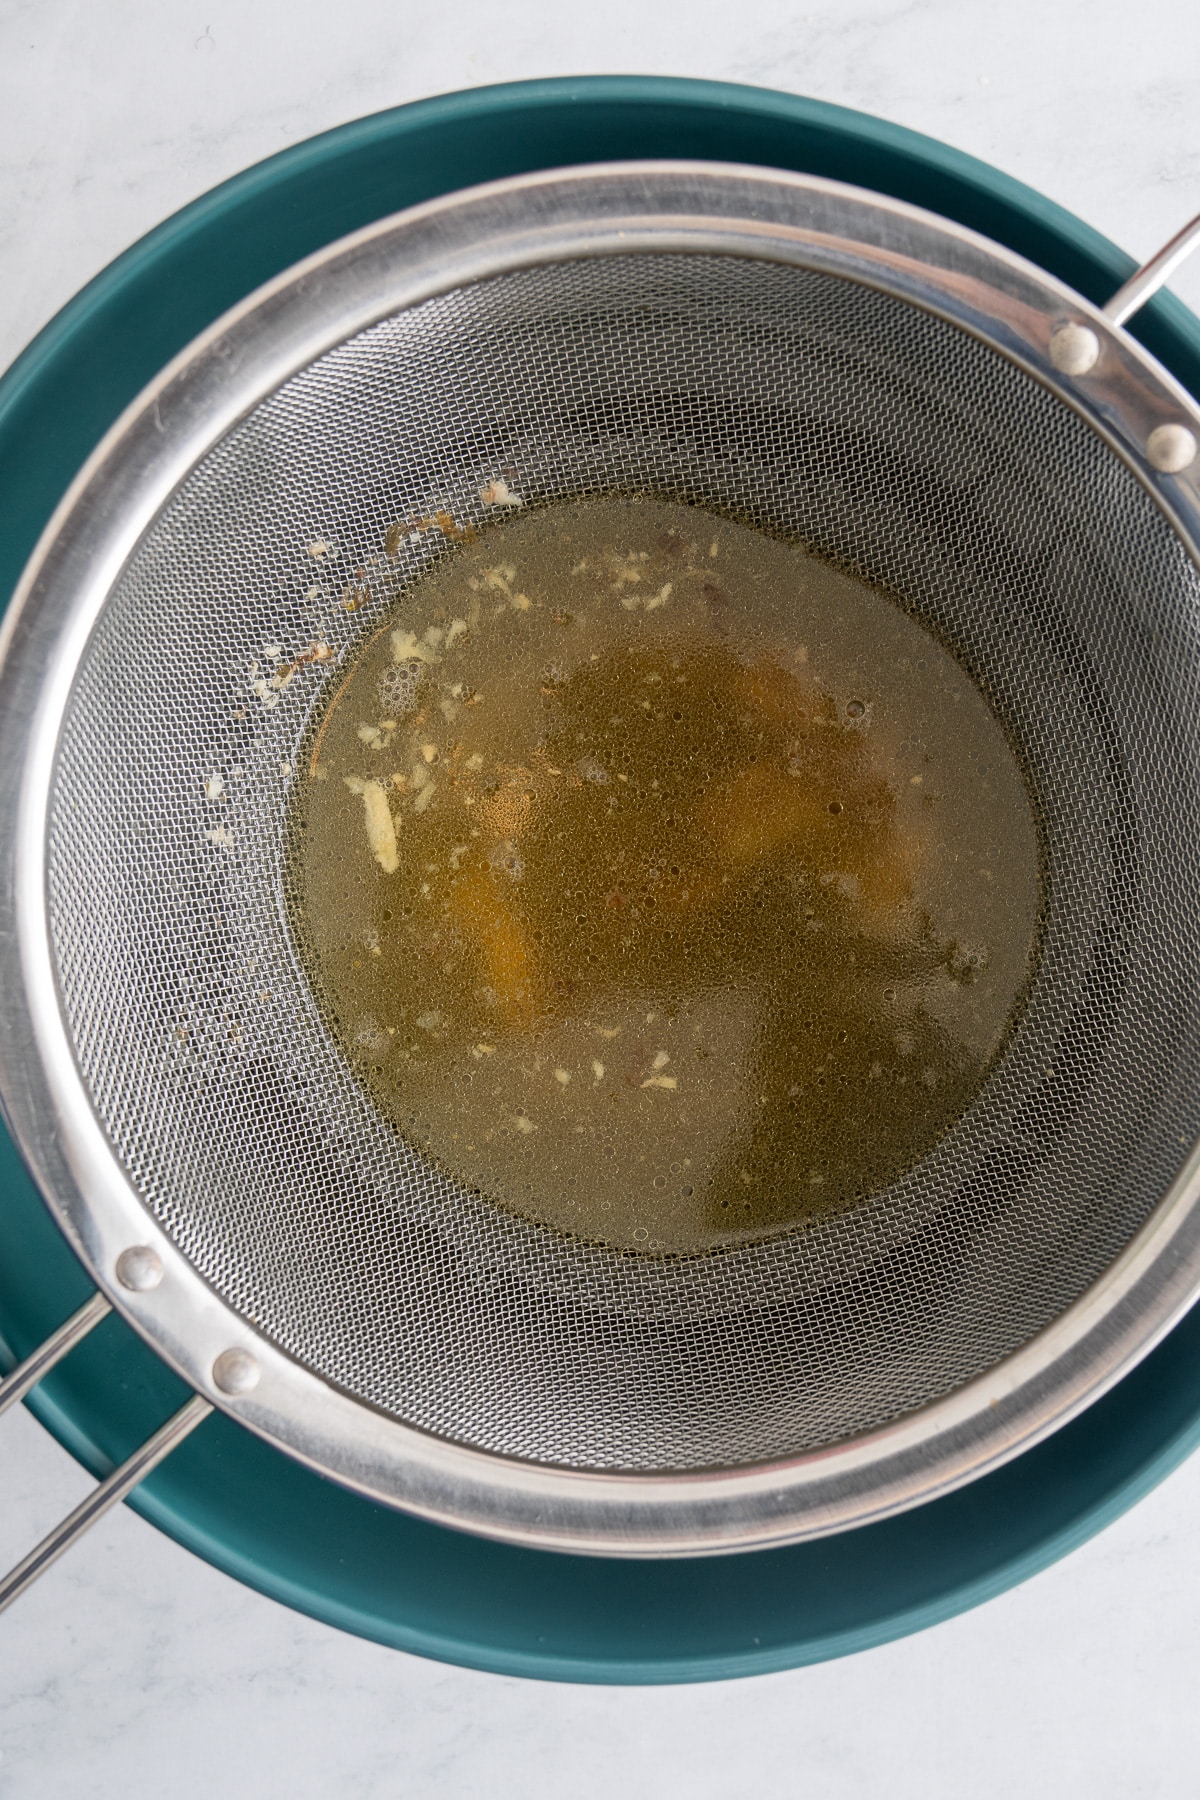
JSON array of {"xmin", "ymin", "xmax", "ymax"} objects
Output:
[
  {"xmin": 652, "ymin": 1049, "xmax": 670, "ymax": 1070},
  {"xmin": 641, "ymin": 1074, "xmax": 678, "ymax": 1090},
  {"xmin": 592, "ymin": 1060, "xmax": 605, "ymax": 1083},
  {"xmin": 391, "ymin": 627, "xmax": 440, "ymax": 665},
  {"xmin": 554, "ymin": 1067, "xmax": 571, "ymax": 1085},
  {"xmin": 307, "ymin": 540, "xmax": 330, "ymax": 558},
  {"xmin": 595, "ymin": 1026, "xmax": 622, "ymax": 1040},
  {"xmin": 471, "ymin": 1042, "xmax": 496, "ymax": 1058},
  {"xmin": 644, "ymin": 583, "xmax": 672, "ymax": 612},
  {"xmin": 204, "ymin": 825, "xmax": 234, "ymax": 847},
  {"xmin": 465, "ymin": 752, "xmax": 484, "ymax": 771},
  {"xmin": 413, "ymin": 782, "xmax": 435, "ymax": 814},
  {"xmin": 608, "ymin": 550, "xmax": 647, "ymax": 590},
  {"xmin": 204, "ymin": 772, "xmax": 225, "ymax": 801},
  {"xmin": 513, "ymin": 1114, "xmax": 537, "ymax": 1133},
  {"xmin": 709, "ymin": 539, "xmax": 719, "ymax": 557},
  {"xmin": 480, "ymin": 477, "xmax": 524, "ymax": 508},
  {"xmin": 444, "ymin": 617, "xmax": 469, "ymax": 648},
  {"xmin": 420, "ymin": 742, "xmax": 438, "ymax": 764},
  {"xmin": 357, "ymin": 722, "xmax": 385, "ymax": 751},
  {"xmin": 482, "ymin": 565, "xmax": 531, "ymax": 610},
  {"xmin": 344, "ymin": 774, "xmax": 399, "ymax": 873}
]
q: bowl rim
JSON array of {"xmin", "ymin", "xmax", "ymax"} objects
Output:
[{"xmin": 7, "ymin": 66, "xmax": 1200, "ymax": 1670}]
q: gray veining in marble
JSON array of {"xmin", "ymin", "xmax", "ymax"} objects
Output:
[{"xmin": 2, "ymin": 1, "xmax": 1200, "ymax": 1794}]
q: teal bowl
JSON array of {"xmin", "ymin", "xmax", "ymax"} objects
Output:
[{"xmin": 4, "ymin": 75, "xmax": 1200, "ymax": 1682}]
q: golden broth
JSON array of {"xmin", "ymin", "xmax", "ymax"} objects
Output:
[{"xmin": 289, "ymin": 496, "xmax": 1041, "ymax": 1253}]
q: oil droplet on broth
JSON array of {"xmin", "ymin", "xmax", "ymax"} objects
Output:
[{"xmin": 289, "ymin": 496, "xmax": 1041, "ymax": 1254}]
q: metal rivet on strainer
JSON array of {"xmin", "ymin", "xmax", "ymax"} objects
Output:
[
  {"xmin": 115, "ymin": 1246, "xmax": 163, "ymax": 1292},
  {"xmin": 1147, "ymin": 422, "xmax": 1198, "ymax": 472},
  {"xmin": 211, "ymin": 1348, "xmax": 261, "ymax": 1396},
  {"xmin": 1049, "ymin": 321, "xmax": 1100, "ymax": 375}
]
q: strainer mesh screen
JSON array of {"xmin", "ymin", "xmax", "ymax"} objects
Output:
[{"xmin": 46, "ymin": 255, "xmax": 1200, "ymax": 1470}]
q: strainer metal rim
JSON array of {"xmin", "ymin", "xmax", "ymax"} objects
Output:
[{"xmin": 4, "ymin": 160, "xmax": 1200, "ymax": 1557}]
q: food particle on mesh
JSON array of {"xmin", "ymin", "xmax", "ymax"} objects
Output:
[
  {"xmin": 480, "ymin": 478, "xmax": 524, "ymax": 507},
  {"xmin": 204, "ymin": 772, "xmax": 225, "ymax": 801},
  {"xmin": 204, "ymin": 825, "xmax": 234, "ymax": 847}
]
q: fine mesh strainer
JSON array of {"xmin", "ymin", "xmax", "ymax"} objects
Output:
[{"xmin": 4, "ymin": 162, "xmax": 1200, "ymax": 1602}]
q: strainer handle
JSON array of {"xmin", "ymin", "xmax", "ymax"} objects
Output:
[
  {"xmin": 0, "ymin": 1297, "xmax": 213, "ymax": 1616},
  {"xmin": 0, "ymin": 1292, "xmax": 112, "ymax": 1417},
  {"xmin": 1103, "ymin": 212, "xmax": 1200, "ymax": 327}
]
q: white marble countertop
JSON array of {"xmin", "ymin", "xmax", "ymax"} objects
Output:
[{"xmin": 3, "ymin": 2, "xmax": 1200, "ymax": 1793}]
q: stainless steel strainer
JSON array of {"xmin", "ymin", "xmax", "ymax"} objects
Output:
[{"xmin": 5, "ymin": 163, "xmax": 1200, "ymax": 1601}]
